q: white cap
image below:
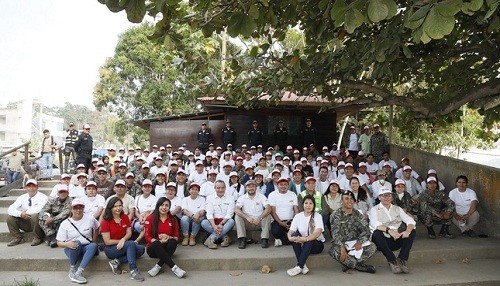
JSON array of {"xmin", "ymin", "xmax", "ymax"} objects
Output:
[
  {"xmin": 126, "ymin": 172, "xmax": 135, "ymax": 178},
  {"xmin": 195, "ymin": 160, "xmax": 204, "ymax": 166},
  {"xmin": 229, "ymin": 171, "xmax": 239, "ymax": 178},
  {"xmin": 395, "ymin": 179, "xmax": 405, "ymax": 186},
  {"xmin": 115, "ymin": 179, "xmax": 126, "ymax": 186},
  {"xmin": 26, "ymin": 179, "xmax": 38, "ymax": 186},
  {"xmin": 119, "ymin": 163, "xmax": 127, "ymax": 168},
  {"xmin": 426, "ymin": 177, "xmax": 437, "ymax": 183},
  {"xmin": 379, "ymin": 187, "xmax": 392, "ymax": 195},
  {"xmin": 345, "ymin": 163, "xmax": 354, "ymax": 168},
  {"xmin": 71, "ymin": 199, "xmax": 85, "ymax": 207},
  {"xmin": 427, "ymin": 169, "xmax": 437, "ymax": 175},
  {"xmin": 403, "ymin": 165, "xmax": 412, "ymax": 171},
  {"xmin": 61, "ymin": 173, "xmax": 71, "ymax": 180},
  {"xmin": 86, "ymin": 181, "xmax": 97, "ymax": 188},
  {"xmin": 141, "ymin": 164, "xmax": 150, "ymax": 169},
  {"xmin": 166, "ymin": 182, "xmax": 177, "ymax": 188},
  {"xmin": 77, "ymin": 164, "xmax": 85, "ymax": 169},
  {"xmin": 337, "ymin": 161, "xmax": 346, "ymax": 166},
  {"xmin": 142, "ymin": 179, "xmax": 153, "ymax": 186},
  {"xmin": 83, "ymin": 124, "xmax": 91, "ymax": 129},
  {"xmin": 208, "ymin": 169, "xmax": 218, "ymax": 175}
]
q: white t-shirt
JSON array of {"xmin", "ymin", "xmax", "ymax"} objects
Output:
[
  {"xmin": 365, "ymin": 162, "xmax": 379, "ymax": 174},
  {"xmin": 316, "ymin": 180, "xmax": 330, "ymax": 195},
  {"xmin": 268, "ymin": 191, "xmax": 298, "ymax": 221},
  {"xmin": 243, "ymin": 159, "xmax": 256, "ymax": 169},
  {"xmin": 56, "ymin": 214, "xmax": 100, "ymax": 245},
  {"xmin": 181, "ymin": 196, "xmax": 206, "ymax": 214},
  {"xmin": 134, "ymin": 194, "xmax": 158, "ymax": 215},
  {"xmin": 70, "ymin": 185, "xmax": 86, "ymax": 199},
  {"xmin": 150, "ymin": 165, "xmax": 168, "ymax": 177},
  {"xmin": 449, "ymin": 188, "xmax": 478, "ymax": 215},
  {"xmin": 236, "ymin": 193, "xmax": 269, "ymax": 217},
  {"xmin": 205, "ymin": 193, "xmax": 235, "ymax": 219},
  {"xmin": 106, "ymin": 194, "xmax": 135, "ymax": 215},
  {"xmin": 176, "ymin": 184, "xmax": 187, "ymax": 199},
  {"xmin": 200, "ymin": 181, "xmax": 215, "ymax": 197},
  {"xmin": 290, "ymin": 211, "xmax": 325, "ymax": 242},
  {"xmin": 189, "ymin": 171, "xmax": 208, "ymax": 185},
  {"xmin": 216, "ymin": 172, "xmax": 231, "ymax": 187},
  {"xmin": 348, "ymin": 134, "xmax": 358, "ymax": 151},
  {"xmin": 81, "ymin": 195, "xmax": 106, "ymax": 217},
  {"xmin": 154, "ymin": 184, "xmax": 166, "ymax": 198},
  {"xmin": 169, "ymin": 196, "xmax": 183, "ymax": 218},
  {"xmin": 339, "ymin": 175, "xmax": 366, "ymax": 191}
]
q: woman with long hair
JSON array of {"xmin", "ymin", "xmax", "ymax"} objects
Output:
[
  {"xmin": 286, "ymin": 195, "xmax": 325, "ymax": 276},
  {"xmin": 323, "ymin": 179, "xmax": 343, "ymax": 235},
  {"xmin": 101, "ymin": 197, "xmax": 145, "ymax": 281},
  {"xmin": 350, "ymin": 177, "xmax": 372, "ymax": 217},
  {"xmin": 145, "ymin": 197, "xmax": 186, "ymax": 278}
]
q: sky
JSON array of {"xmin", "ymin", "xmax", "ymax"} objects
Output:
[{"xmin": 0, "ymin": 0, "xmax": 136, "ymax": 109}]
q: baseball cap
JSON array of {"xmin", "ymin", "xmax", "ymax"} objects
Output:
[
  {"xmin": 83, "ymin": 124, "xmax": 91, "ymax": 129},
  {"xmin": 57, "ymin": 185, "xmax": 69, "ymax": 192},
  {"xmin": 426, "ymin": 177, "xmax": 437, "ymax": 183},
  {"xmin": 403, "ymin": 165, "xmax": 412, "ymax": 171},
  {"xmin": 126, "ymin": 172, "xmax": 135, "ymax": 178},
  {"xmin": 77, "ymin": 173, "xmax": 88, "ymax": 179},
  {"xmin": 115, "ymin": 179, "xmax": 126, "ymax": 186},
  {"xmin": 86, "ymin": 181, "xmax": 97, "ymax": 188},
  {"xmin": 305, "ymin": 176, "xmax": 316, "ymax": 183},
  {"xmin": 176, "ymin": 169, "xmax": 187, "ymax": 175},
  {"xmin": 379, "ymin": 187, "xmax": 392, "ymax": 195},
  {"xmin": 71, "ymin": 199, "xmax": 85, "ymax": 207},
  {"xmin": 119, "ymin": 163, "xmax": 127, "ymax": 168},
  {"xmin": 97, "ymin": 167, "xmax": 107, "ymax": 173},
  {"xmin": 345, "ymin": 163, "xmax": 354, "ymax": 168},
  {"xmin": 77, "ymin": 164, "xmax": 85, "ymax": 169},
  {"xmin": 229, "ymin": 171, "xmax": 239, "ymax": 178},
  {"xmin": 166, "ymin": 182, "xmax": 176, "ymax": 188},
  {"xmin": 245, "ymin": 180, "xmax": 257, "ymax": 186},
  {"xmin": 142, "ymin": 179, "xmax": 153, "ymax": 186},
  {"xmin": 61, "ymin": 173, "xmax": 71, "ymax": 180},
  {"xmin": 26, "ymin": 179, "xmax": 38, "ymax": 186},
  {"xmin": 277, "ymin": 177, "xmax": 289, "ymax": 183},
  {"xmin": 189, "ymin": 182, "xmax": 200, "ymax": 189},
  {"xmin": 141, "ymin": 164, "xmax": 150, "ymax": 169},
  {"xmin": 395, "ymin": 179, "xmax": 405, "ymax": 186},
  {"xmin": 427, "ymin": 169, "xmax": 437, "ymax": 175}
]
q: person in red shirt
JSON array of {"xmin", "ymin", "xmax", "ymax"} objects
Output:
[
  {"xmin": 144, "ymin": 197, "xmax": 186, "ymax": 278},
  {"xmin": 101, "ymin": 197, "xmax": 145, "ymax": 281}
]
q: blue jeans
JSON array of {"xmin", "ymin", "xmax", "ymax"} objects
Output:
[
  {"xmin": 64, "ymin": 241, "xmax": 98, "ymax": 270},
  {"xmin": 292, "ymin": 240, "xmax": 324, "ymax": 268},
  {"xmin": 201, "ymin": 218, "xmax": 235, "ymax": 240},
  {"xmin": 7, "ymin": 170, "xmax": 20, "ymax": 184},
  {"xmin": 41, "ymin": 153, "xmax": 54, "ymax": 178},
  {"xmin": 181, "ymin": 215, "xmax": 202, "ymax": 236},
  {"xmin": 104, "ymin": 240, "xmax": 145, "ymax": 270}
]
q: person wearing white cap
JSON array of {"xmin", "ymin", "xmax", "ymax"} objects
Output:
[
  {"xmin": 344, "ymin": 125, "xmax": 360, "ymax": 159},
  {"xmin": 7, "ymin": 180, "xmax": 48, "ymax": 246},
  {"xmin": 111, "ymin": 162, "xmax": 129, "ymax": 183},
  {"xmin": 74, "ymin": 124, "xmax": 93, "ymax": 173},
  {"xmin": 289, "ymin": 169, "xmax": 305, "ymax": 195},
  {"xmin": 356, "ymin": 162, "xmax": 375, "ymax": 191},
  {"xmin": 242, "ymin": 151, "xmax": 256, "ymax": 169},
  {"xmin": 132, "ymin": 179, "xmax": 158, "ymax": 243},
  {"xmin": 268, "ymin": 177, "xmax": 299, "ymax": 247},
  {"xmin": 264, "ymin": 169, "xmax": 281, "ymax": 197},
  {"xmin": 400, "ymin": 166, "xmax": 423, "ymax": 198},
  {"xmin": 205, "ymin": 143, "xmax": 218, "ymax": 158},
  {"xmin": 136, "ymin": 163, "xmax": 154, "ymax": 186},
  {"xmin": 449, "ymin": 175, "xmax": 480, "ymax": 237},
  {"xmin": 395, "ymin": 157, "xmax": 421, "ymax": 181},
  {"xmin": 338, "ymin": 163, "xmax": 369, "ymax": 193},
  {"xmin": 37, "ymin": 184, "xmax": 72, "ymax": 247},
  {"xmin": 216, "ymin": 162, "xmax": 233, "ymax": 187},
  {"xmin": 200, "ymin": 169, "xmax": 218, "ymax": 197},
  {"xmin": 56, "ymin": 199, "xmax": 100, "ymax": 284},
  {"xmin": 105, "ymin": 180, "xmax": 136, "ymax": 222},
  {"xmin": 419, "ymin": 177, "xmax": 455, "ymax": 239},
  {"xmin": 365, "ymin": 153, "xmax": 380, "ymax": 175},
  {"xmin": 152, "ymin": 171, "xmax": 167, "ymax": 198},
  {"xmin": 370, "ymin": 124, "xmax": 388, "ymax": 161},
  {"xmin": 70, "ymin": 173, "xmax": 88, "ymax": 199},
  {"xmin": 181, "ymin": 182, "xmax": 206, "ymax": 246},
  {"xmin": 70, "ymin": 164, "xmax": 88, "ymax": 186},
  {"xmin": 235, "ymin": 179, "xmax": 272, "ymax": 249},
  {"xmin": 315, "ymin": 166, "xmax": 330, "ymax": 195},
  {"xmin": 49, "ymin": 174, "xmax": 74, "ymax": 198},
  {"xmin": 94, "ymin": 167, "xmax": 114, "ymax": 199},
  {"xmin": 150, "ymin": 156, "xmax": 168, "ymax": 177},
  {"xmin": 392, "ymin": 179, "xmax": 419, "ymax": 217},
  {"xmin": 358, "ymin": 125, "xmax": 371, "ymax": 155},
  {"xmin": 166, "ymin": 161, "xmax": 180, "ymax": 183},
  {"xmin": 165, "ymin": 182, "xmax": 183, "ymax": 219},
  {"xmin": 372, "ymin": 170, "xmax": 393, "ymax": 200},
  {"xmin": 421, "ymin": 169, "xmax": 445, "ymax": 191},
  {"xmin": 124, "ymin": 172, "xmax": 142, "ymax": 198},
  {"xmin": 192, "ymin": 147, "xmax": 206, "ymax": 162},
  {"xmin": 298, "ymin": 177, "xmax": 328, "ymax": 215},
  {"xmin": 377, "ymin": 151, "xmax": 398, "ymax": 172},
  {"xmin": 81, "ymin": 181, "xmax": 106, "ymax": 219},
  {"xmin": 188, "ymin": 160, "xmax": 208, "ymax": 185},
  {"xmin": 369, "ymin": 187, "xmax": 416, "ymax": 274},
  {"xmin": 201, "ymin": 180, "xmax": 236, "ymax": 249}
]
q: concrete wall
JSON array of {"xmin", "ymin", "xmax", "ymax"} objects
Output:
[{"xmin": 391, "ymin": 144, "xmax": 500, "ymax": 238}]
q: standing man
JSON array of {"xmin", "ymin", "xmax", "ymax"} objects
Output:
[
  {"xmin": 6, "ymin": 150, "xmax": 23, "ymax": 184},
  {"xmin": 248, "ymin": 120, "xmax": 264, "ymax": 148},
  {"xmin": 345, "ymin": 126, "xmax": 359, "ymax": 159},
  {"xmin": 7, "ymin": 179, "xmax": 48, "ymax": 246},
  {"xmin": 358, "ymin": 126, "xmax": 371, "ymax": 155},
  {"xmin": 301, "ymin": 119, "xmax": 316, "ymax": 148},
  {"xmin": 64, "ymin": 122, "xmax": 79, "ymax": 173},
  {"xmin": 74, "ymin": 124, "xmax": 93, "ymax": 173},
  {"xmin": 222, "ymin": 120, "xmax": 237, "ymax": 148},
  {"xmin": 274, "ymin": 120, "xmax": 288, "ymax": 152},
  {"xmin": 40, "ymin": 129, "xmax": 57, "ymax": 180},
  {"xmin": 197, "ymin": 122, "xmax": 213, "ymax": 153},
  {"xmin": 370, "ymin": 124, "xmax": 389, "ymax": 162}
]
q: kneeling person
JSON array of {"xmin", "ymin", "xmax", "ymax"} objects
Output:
[{"xmin": 37, "ymin": 185, "xmax": 72, "ymax": 247}]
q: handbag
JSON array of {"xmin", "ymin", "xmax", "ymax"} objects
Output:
[{"xmin": 67, "ymin": 219, "xmax": 99, "ymax": 256}]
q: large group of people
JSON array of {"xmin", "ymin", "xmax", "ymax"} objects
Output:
[{"xmin": 4, "ymin": 122, "xmax": 483, "ymax": 283}]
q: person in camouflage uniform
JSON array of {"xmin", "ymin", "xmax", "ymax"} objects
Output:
[
  {"xmin": 125, "ymin": 172, "xmax": 142, "ymax": 198},
  {"xmin": 369, "ymin": 124, "xmax": 389, "ymax": 161},
  {"xmin": 36, "ymin": 185, "xmax": 72, "ymax": 247},
  {"xmin": 330, "ymin": 190, "xmax": 377, "ymax": 273},
  {"xmin": 419, "ymin": 177, "xmax": 455, "ymax": 239},
  {"xmin": 392, "ymin": 179, "xmax": 419, "ymax": 217},
  {"xmin": 136, "ymin": 164, "xmax": 154, "ymax": 186}
]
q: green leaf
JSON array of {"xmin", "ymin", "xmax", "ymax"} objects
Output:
[
  {"xmin": 423, "ymin": 7, "xmax": 456, "ymax": 40},
  {"xmin": 227, "ymin": 12, "xmax": 257, "ymax": 38},
  {"xmin": 126, "ymin": 0, "xmax": 146, "ymax": 23},
  {"xmin": 261, "ymin": 0, "xmax": 269, "ymax": 7},
  {"xmin": 368, "ymin": 0, "xmax": 389, "ymax": 22},
  {"xmin": 406, "ymin": 17, "xmax": 425, "ymax": 29},
  {"xmin": 410, "ymin": 5, "xmax": 431, "ymax": 21},
  {"xmin": 330, "ymin": 0, "xmax": 347, "ymax": 25},
  {"xmin": 375, "ymin": 52, "xmax": 386, "ymax": 62},
  {"xmin": 284, "ymin": 75, "xmax": 293, "ymax": 84},
  {"xmin": 436, "ymin": 0, "xmax": 463, "ymax": 17},
  {"xmin": 402, "ymin": 45, "xmax": 413, "ymax": 58},
  {"xmin": 249, "ymin": 46, "xmax": 259, "ymax": 57},
  {"xmin": 385, "ymin": 0, "xmax": 398, "ymax": 19},
  {"xmin": 461, "ymin": 2, "xmax": 475, "ymax": 15},
  {"xmin": 106, "ymin": 0, "xmax": 126, "ymax": 13},
  {"xmin": 484, "ymin": 2, "xmax": 498, "ymax": 19},
  {"xmin": 249, "ymin": 4, "xmax": 260, "ymax": 20},
  {"xmin": 469, "ymin": 0, "xmax": 484, "ymax": 11},
  {"xmin": 345, "ymin": 9, "xmax": 364, "ymax": 33},
  {"xmin": 421, "ymin": 30, "xmax": 432, "ymax": 44}
]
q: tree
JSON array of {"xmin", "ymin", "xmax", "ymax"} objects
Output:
[{"xmin": 97, "ymin": 0, "xmax": 499, "ymax": 124}]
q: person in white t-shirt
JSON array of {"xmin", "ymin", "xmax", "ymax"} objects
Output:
[
  {"xmin": 268, "ymin": 177, "xmax": 299, "ymax": 247},
  {"xmin": 80, "ymin": 181, "xmax": 105, "ymax": 219},
  {"xmin": 165, "ymin": 182, "xmax": 182, "ymax": 219},
  {"xmin": 70, "ymin": 173, "xmax": 88, "ymax": 199},
  {"xmin": 49, "ymin": 174, "xmax": 74, "ymax": 198},
  {"xmin": 449, "ymin": 175, "xmax": 480, "ymax": 237},
  {"xmin": 180, "ymin": 182, "xmax": 206, "ymax": 246},
  {"xmin": 286, "ymin": 194, "xmax": 325, "ymax": 277},
  {"xmin": 188, "ymin": 161, "xmax": 208, "ymax": 185},
  {"xmin": 200, "ymin": 169, "xmax": 218, "ymax": 198},
  {"xmin": 56, "ymin": 199, "xmax": 99, "ymax": 284},
  {"xmin": 234, "ymin": 180, "xmax": 272, "ymax": 249},
  {"xmin": 132, "ymin": 179, "xmax": 158, "ymax": 243}
]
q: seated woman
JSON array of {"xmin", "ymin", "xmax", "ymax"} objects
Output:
[
  {"xmin": 392, "ymin": 179, "xmax": 419, "ymax": 217},
  {"xmin": 144, "ymin": 197, "xmax": 186, "ymax": 278},
  {"xmin": 101, "ymin": 197, "xmax": 146, "ymax": 281},
  {"xmin": 369, "ymin": 187, "xmax": 416, "ymax": 274},
  {"xmin": 323, "ymin": 179, "xmax": 342, "ymax": 235},
  {"xmin": 286, "ymin": 195, "xmax": 325, "ymax": 277},
  {"xmin": 56, "ymin": 199, "xmax": 99, "ymax": 284},
  {"xmin": 329, "ymin": 190, "xmax": 376, "ymax": 273},
  {"xmin": 180, "ymin": 182, "xmax": 206, "ymax": 246},
  {"xmin": 350, "ymin": 177, "xmax": 372, "ymax": 217}
]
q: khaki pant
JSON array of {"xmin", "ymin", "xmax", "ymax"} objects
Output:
[
  {"xmin": 452, "ymin": 211, "xmax": 480, "ymax": 233},
  {"xmin": 7, "ymin": 214, "xmax": 44, "ymax": 240},
  {"xmin": 234, "ymin": 215, "xmax": 270, "ymax": 239}
]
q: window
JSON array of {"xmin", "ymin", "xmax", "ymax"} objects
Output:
[{"xmin": 0, "ymin": 115, "xmax": 6, "ymax": 125}]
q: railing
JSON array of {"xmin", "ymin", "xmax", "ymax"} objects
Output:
[{"xmin": 0, "ymin": 142, "xmax": 32, "ymax": 172}]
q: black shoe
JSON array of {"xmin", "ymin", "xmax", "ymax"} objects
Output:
[
  {"xmin": 427, "ymin": 226, "xmax": 436, "ymax": 239},
  {"xmin": 261, "ymin": 238, "xmax": 269, "ymax": 248},
  {"xmin": 341, "ymin": 263, "xmax": 350, "ymax": 272},
  {"xmin": 49, "ymin": 239, "xmax": 58, "ymax": 248},
  {"xmin": 440, "ymin": 225, "xmax": 454, "ymax": 239},
  {"xmin": 238, "ymin": 237, "xmax": 247, "ymax": 249},
  {"xmin": 467, "ymin": 230, "xmax": 477, "ymax": 237},
  {"xmin": 355, "ymin": 263, "xmax": 376, "ymax": 274}
]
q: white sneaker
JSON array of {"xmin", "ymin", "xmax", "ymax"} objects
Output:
[
  {"xmin": 287, "ymin": 266, "xmax": 302, "ymax": 277},
  {"xmin": 70, "ymin": 270, "xmax": 87, "ymax": 284},
  {"xmin": 171, "ymin": 265, "xmax": 186, "ymax": 278},
  {"xmin": 274, "ymin": 239, "xmax": 282, "ymax": 247},
  {"xmin": 302, "ymin": 264, "xmax": 309, "ymax": 274},
  {"xmin": 148, "ymin": 264, "xmax": 161, "ymax": 277}
]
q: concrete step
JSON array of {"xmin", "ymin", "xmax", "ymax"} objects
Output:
[
  {"xmin": 33, "ymin": 180, "xmax": 60, "ymax": 188},
  {"xmin": 8, "ymin": 187, "xmax": 53, "ymax": 197},
  {"xmin": 0, "ymin": 235, "xmax": 498, "ymax": 272},
  {"xmin": 0, "ymin": 197, "xmax": 16, "ymax": 207},
  {"xmin": 2, "ymin": 258, "xmax": 500, "ymax": 286}
]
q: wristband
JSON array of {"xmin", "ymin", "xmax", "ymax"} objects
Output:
[{"xmin": 385, "ymin": 227, "xmax": 389, "ymax": 234}]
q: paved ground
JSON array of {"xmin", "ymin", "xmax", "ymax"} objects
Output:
[{"xmin": 1, "ymin": 258, "xmax": 499, "ymax": 286}]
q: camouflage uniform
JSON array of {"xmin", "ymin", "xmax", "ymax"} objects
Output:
[
  {"xmin": 126, "ymin": 183, "xmax": 142, "ymax": 198},
  {"xmin": 136, "ymin": 172, "xmax": 154, "ymax": 185},
  {"xmin": 370, "ymin": 132, "xmax": 389, "ymax": 161},
  {"xmin": 392, "ymin": 191, "xmax": 419, "ymax": 216},
  {"xmin": 37, "ymin": 197, "xmax": 72, "ymax": 237},
  {"xmin": 111, "ymin": 172, "xmax": 127, "ymax": 183},
  {"xmin": 129, "ymin": 166, "xmax": 140, "ymax": 178},
  {"xmin": 329, "ymin": 208, "xmax": 377, "ymax": 269},
  {"xmin": 419, "ymin": 189, "xmax": 455, "ymax": 227}
]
